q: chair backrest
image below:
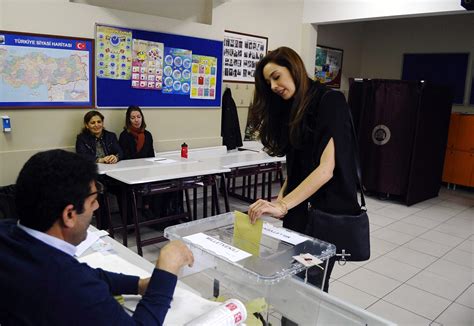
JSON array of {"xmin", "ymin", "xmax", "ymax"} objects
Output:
[{"xmin": 0, "ymin": 184, "xmax": 18, "ymax": 220}]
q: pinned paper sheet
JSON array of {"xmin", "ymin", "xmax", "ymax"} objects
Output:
[
  {"xmin": 262, "ymin": 222, "xmax": 309, "ymax": 245},
  {"xmin": 78, "ymin": 252, "xmax": 151, "ymax": 278},
  {"xmin": 184, "ymin": 233, "xmax": 251, "ymax": 262},
  {"xmin": 233, "ymin": 211, "xmax": 263, "ymax": 256},
  {"xmin": 292, "ymin": 253, "xmax": 322, "ymax": 267}
]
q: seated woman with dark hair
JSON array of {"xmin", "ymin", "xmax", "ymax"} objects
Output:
[
  {"xmin": 76, "ymin": 110, "xmax": 123, "ymax": 164},
  {"xmin": 75, "ymin": 110, "xmax": 123, "ymax": 230},
  {"xmin": 119, "ymin": 106, "xmax": 182, "ymax": 221},
  {"xmin": 119, "ymin": 106, "xmax": 155, "ymax": 159}
]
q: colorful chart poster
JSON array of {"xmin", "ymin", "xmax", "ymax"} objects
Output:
[
  {"xmin": 96, "ymin": 26, "xmax": 132, "ymax": 80},
  {"xmin": 131, "ymin": 39, "xmax": 164, "ymax": 90},
  {"xmin": 190, "ymin": 55, "xmax": 217, "ymax": 100},
  {"xmin": 162, "ymin": 47, "xmax": 192, "ymax": 95}
]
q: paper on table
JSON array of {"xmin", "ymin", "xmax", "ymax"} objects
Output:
[
  {"xmin": 164, "ymin": 286, "xmax": 221, "ymax": 324},
  {"xmin": 78, "ymin": 252, "xmax": 151, "ymax": 278},
  {"xmin": 233, "ymin": 211, "xmax": 263, "ymax": 256},
  {"xmin": 184, "ymin": 233, "xmax": 252, "ymax": 262},
  {"xmin": 145, "ymin": 157, "xmax": 176, "ymax": 164},
  {"xmin": 75, "ymin": 230, "xmax": 104, "ymax": 257},
  {"xmin": 262, "ymin": 222, "xmax": 309, "ymax": 245}
]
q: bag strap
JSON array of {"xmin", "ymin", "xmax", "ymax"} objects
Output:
[
  {"xmin": 320, "ymin": 89, "xmax": 366, "ymax": 211},
  {"xmin": 347, "ymin": 103, "xmax": 367, "ymax": 211}
]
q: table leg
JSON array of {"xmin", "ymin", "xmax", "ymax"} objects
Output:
[
  {"xmin": 120, "ymin": 186, "xmax": 128, "ymax": 247},
  {"xmin": 203, "ymin": 185, "xmax": 208, "ymax": 218},
  {"xmin": 131, "ymin": 190, "xmax": 143, "ymax": 257},
  {"xmin": 193, "ymin": 188, "xmax": 198, "ymax": 220},
  {"xmin": 184, "ymin": 189, "xmax": 192, "ymax": 220},
  {"xmin": 267, "ymin": 171, "xmax": 272, "ymax": 201},
  {"xmin": 220, "ymin": 173, "xmax": 230, "ymax": 212}
]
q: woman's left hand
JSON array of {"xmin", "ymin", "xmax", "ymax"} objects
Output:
[
  {"xmin": 248, "ymin": 199, "xmax": 285, "ymax": 224},
  {"xmin": 103, "ymin": 155, "xmax": 118, "ymax": 164}
]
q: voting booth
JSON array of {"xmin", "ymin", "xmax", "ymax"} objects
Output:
[{"xmin": 164, "ymin": 212, "xmax": 394, "ymax": 325}]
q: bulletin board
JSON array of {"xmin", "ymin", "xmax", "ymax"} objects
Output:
[
  {"xmin": 401, "ymin": 53, "xmax": 469, "ymax": 104},
  {"xmin": 95, "ymin": 24, "xmax": 223, "ymax": 108},
  {"xmin": 0, "ymin": 30, "xmax": 94, "ymax": 109}
]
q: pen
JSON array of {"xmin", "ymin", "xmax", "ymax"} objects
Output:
[{"xmin": 238, "ymin": 148, "xmax": 260, "ymax": 153}]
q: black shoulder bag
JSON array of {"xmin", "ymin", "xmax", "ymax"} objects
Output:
[{"xmin": 306, "ymin": 97, "xmax": 370, "ymax": 263}]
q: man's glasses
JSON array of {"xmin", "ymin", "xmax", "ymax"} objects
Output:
[{"xmin": 87, "ymin": 181, "xmax": 105, "ymax": 198}]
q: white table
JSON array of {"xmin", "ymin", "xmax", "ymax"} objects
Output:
[
  {"xmin": 104, "ymin": 160, "xmax": 230, "ymax": 256},
  {"xmin": 80, "ymin": 227, "xmax": 394, "ymax": 325},
  {"xmin": 97, "ymin": 156, "xmax": 197, "ymax": 175},
  {"xmin": 98, "ymin": 146, "xmax": 286, "ymax": 255},
  {"xmin": 239, "ymin": 140, "xmax": 264, "ymax": 152},
  {"xmin": 157, "ymin": 147, "xmax": 286, "ymax": 203}
]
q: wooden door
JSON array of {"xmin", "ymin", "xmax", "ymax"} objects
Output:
[
  {"xmin": 442, "ymin": 149, "xmax": 455, "ymax": 183},
  {"xmin": 446, "ymin": 113, "xmax": 460, "ymax": 149},
  {"xmin": 450, "ymin": 150, "xmax": 474, "ymax": 186},
  {"xmin": 456, "ymin": 114, "xmax": 474, "ymax": 152},
  {"xmin": 469, "ymin": 153, "xmax": 474, "ymax": 187}
]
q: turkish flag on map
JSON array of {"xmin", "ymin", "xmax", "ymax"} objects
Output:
[{"xmin": 76, "ymin": 42, "xmax": 86, "ymax": 50}]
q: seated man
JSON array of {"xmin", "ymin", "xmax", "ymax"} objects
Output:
[{"xmin": 0, "ymin": 149, "xmax": 194, "ymax": 325}]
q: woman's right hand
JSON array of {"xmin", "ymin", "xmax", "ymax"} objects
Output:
[{"xmin": 248, "ymin": 199, "xmax": 286, "ymax": 224}]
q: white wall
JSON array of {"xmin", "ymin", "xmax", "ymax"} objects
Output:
[
  {"xmin": 213, "ymin": 0, "xmax": 304, "ymax": 139},
  {"xmin": 314, "ymin": 22, "xmax": 365, "ymax": 94},
  {"xmin": 0, "ymin": 0, "xmax": 304, "ymax": 185},
  {"xmin": 303, "ymin": 0, "xmax": 466, "ymax": 24},
  {"xmin": 1, "ymin": 0, "xmax": 472, "ymax": 185},
  {"xmin": 317, "ymin": 13, "xmax": 474, "ymax": 112}
]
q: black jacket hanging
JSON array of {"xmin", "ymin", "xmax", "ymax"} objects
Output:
[{"xmin": 221, "ymin": 88, "xmax": 243, "ymax": 150}]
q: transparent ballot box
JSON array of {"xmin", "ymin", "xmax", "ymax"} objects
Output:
[
  {"xmin": 164, "ymin": 212, "xmax": 335, "ymax": 283},
  {"xmin": 165, "ymin": 212, "xmax": 394, "ymax": 325}
]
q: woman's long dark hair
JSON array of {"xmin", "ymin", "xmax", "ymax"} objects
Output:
[{"xmin": 250, "ymin": 47, "xmax": 314, "ymax": 156}]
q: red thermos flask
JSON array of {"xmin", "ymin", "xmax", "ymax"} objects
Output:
[{"xmin": 181, "ymin": 142, "xmax": 188, "ymax": 158}]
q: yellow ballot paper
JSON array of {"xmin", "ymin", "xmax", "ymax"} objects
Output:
[{"xmin": 233, "ymin": 211, "xmax": 263, "ymax": 256}]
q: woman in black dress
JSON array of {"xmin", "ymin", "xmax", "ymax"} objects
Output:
[{"xmin": 248, "ymin": 47, "xmax": 361, "ymax": 292}]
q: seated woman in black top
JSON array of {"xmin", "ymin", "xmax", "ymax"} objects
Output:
[
  {"xmin": 119, "ymin": 106, "xmax": 155, "ymax": 159},
  {"xmin": 118, "ymin": 106, "xmax": 182, "ymax": 221},
  {"xmin": 76, "ymin": 110, "xmax": 122, "ymax": 164}
]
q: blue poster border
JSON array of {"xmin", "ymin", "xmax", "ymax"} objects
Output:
[
  {"xmin": 95, "ymin": 24, "xmax": 223, "ymax": 108},
  {"xmin": 0, "ymin": 30, "xmax": 94, "ymax": 109}
]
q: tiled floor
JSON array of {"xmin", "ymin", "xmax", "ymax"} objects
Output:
[
  {"xmin": 331, "ymin": 187, "xmax": 473, "ymax": 326},
  {"xmin": 112, "ymin": 185, "xmax": 473, "ymax": 325}
]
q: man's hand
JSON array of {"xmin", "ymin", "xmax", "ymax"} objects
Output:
[
  {"xmin": 137, "ymin": 278, "xmax": 150, "ymax": 296},
  {"xmin": 156, "ymin": 240, "xmax": 194, "ymax": 275}
]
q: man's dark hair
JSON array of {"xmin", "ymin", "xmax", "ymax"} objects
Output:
[{"xmin": 15, "ymin": 149, "xmax": 98, "ymax": 232}]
